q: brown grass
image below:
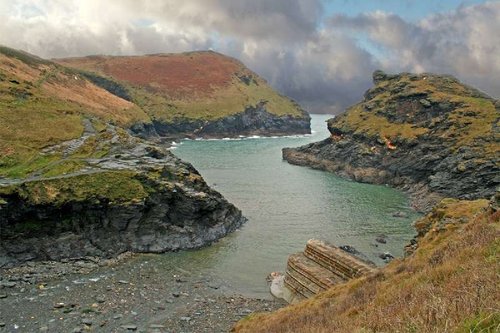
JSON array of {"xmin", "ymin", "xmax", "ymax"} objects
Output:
[
  {"xmin": 56, "ymin": 52, "xmax": 305, "ymax": 120},
  {"xmin": 233, "ymin": 199, "xmax": 499, "ymax": 333},
  {"xmin": 57, "ymin": 52, "xmax": 246, "ymax": 98}
]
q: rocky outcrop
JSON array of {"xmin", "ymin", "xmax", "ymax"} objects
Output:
[
  {"xmin": 153, "ymin": 102, "xmax": 311, "ymax": 139},
  {"xmin": 0, "ymin": 46, "xmax": 249, "ymax": 268},
  {"xmin": 0, "ymin": 130, "xmax": 245, "ymax": 268},
  {"xmin": 272, "ymin": 240, "xmax": 376, "ymax": 303},
  {"xmin": 284, "ymin": 71, "xmax": 499, "ymax": 211}
]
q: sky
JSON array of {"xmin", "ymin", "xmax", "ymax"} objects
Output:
[{"xmin": 0, "ymin": 0, "xmax": 499, "ymax": 114}]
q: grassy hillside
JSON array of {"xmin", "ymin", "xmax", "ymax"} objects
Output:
[
  {"xmin": 56, "ymin": 52, "xmax": 305, "ymax": 122},
  {"xmin": 234, "ymin": 196, "xmax": 500, "ymax": 333},
  {"xmin": 332, "ymin": 72, "xmax": 499, "ymax": 155},
  {"xmin": 0, "ymin": 46, "xmax": 150, "ymax": 178}
]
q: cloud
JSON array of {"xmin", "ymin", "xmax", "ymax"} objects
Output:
[
  {"xmin": 329, "ymin": 2, "xmax": 500, "ymax": 99},
  {"xmin": 0, "ymin": 1, "xmax": 498, "ymax": 114}
]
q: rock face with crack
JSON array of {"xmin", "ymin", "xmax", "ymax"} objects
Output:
[{"xmin": 283, "ymin": 70, "xmax": 499, "ymax": 211}]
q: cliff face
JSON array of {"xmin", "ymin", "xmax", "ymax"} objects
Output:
[
  {"xmin": 284, "ymin": 70, "xmax": 499, "ymax": 211},
  {"xmin": 0, "ymin": 46, "xmax": 245, "ymax": 267},
  {"xmin": 0, "ymin": 143, "xmax": 244, "ymax": 267},
  {"xmin": 56, "ymin": 52, "xmax": 311, "ymax": 138}
]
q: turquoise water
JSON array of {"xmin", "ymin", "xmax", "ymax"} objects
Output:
[{"xmin": 163, "ymin": 114, "xmax": 419, "ymax": 298}]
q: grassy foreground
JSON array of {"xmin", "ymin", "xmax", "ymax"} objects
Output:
[{"xmin": 233, "ymin": 197, "xmax": 500, "ymax": 333}]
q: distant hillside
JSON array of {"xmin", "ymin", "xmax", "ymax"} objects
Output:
[
  {"xmin": 284, "ymin": 70, "xmax": 499, "ymax": 211},
  {"xmin": 234, "ymin": 195, "xmax": 500, "ymax": 333},
  {"xmin": 56, "ymin": 52, "xmax": 310, "ymax": 137}
]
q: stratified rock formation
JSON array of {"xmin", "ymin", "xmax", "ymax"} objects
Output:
[
  {"xmin": 276, "ymin": 240, "xmax": 376, "ymax": 303},
  {"xmin": 56, "ymin": 52, "xmax": 311, "ymax": 138},
  {"xmin": 0, "ymin": 46, "xmax": 245, "ymax": 267},
  {"xmin": 235, "ymin": 195, "xmax": 499, "ymax": 333},
  {"xmin": 284, "ymin": 70, "xmax": 499, "ymax": 211}
]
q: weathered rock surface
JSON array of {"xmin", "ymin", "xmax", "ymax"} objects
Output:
[
  {"xmin": 0, "ymin": 134, "xmax": 245, "ymax": 267},
  {"xmin": 153, "ymin": 102, "xmax": 311, "ymax": 139},
  {"xmin": 283, "ymin": 71, "xmax": 499, "ymax": 211},
  {"xmin": 275, "ymin": 239, "xmax": 376, "ymax": 303}
]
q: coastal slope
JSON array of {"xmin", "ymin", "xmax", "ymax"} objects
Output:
[
  {"xmin": 283, "ymin": 70, "xmax": 499, "ymax": 211},
  {"xmin": 0, "ymin": 46, "xmax": 245, "ymax": 267},
  {"xmin": 234, "ymin": 195, "xmax": 500, "ymax": 333},
  {"xmin": 56, "ymin": 52, "xmax": 311, "ymax": 138}
]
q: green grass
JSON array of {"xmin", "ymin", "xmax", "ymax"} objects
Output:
[
  {"xmin": 0, "ymin": 45, "xmax": 51, "ymax": 66},
  {"xmin": 1, "ymin": 171, "xmax": 148, "ymax": 205},
  {"xmin": 0, "ymin": 153, "xmax": 61, "ymax": 178},
  {"xmin": 130, "ymin": 77, "xmax": 304, "ymax": 123},
  {"xmin": 335, "ymin": 104, "xmax": 429, "ymax": 141}
]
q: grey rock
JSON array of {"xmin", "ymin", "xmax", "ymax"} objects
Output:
[
  {"xmin": 121, "ymin": 324, "xmax": 138, "ymax": 330},
  {"xmin": 180, "ymin": 316, "xmax": 191, "ymax": 322},
  {"xmin": 81, "ymin": 318, "xmax": 93, "ymax": 325}
]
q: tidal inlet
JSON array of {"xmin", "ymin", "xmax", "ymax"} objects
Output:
[{"xmin": 0, "ymin": 1, "xmax": 499, "ymax": 333}]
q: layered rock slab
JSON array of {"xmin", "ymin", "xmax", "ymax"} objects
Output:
[{"xmin": 276, "ymin": 239, "xmax": 376, "ymax": 303}]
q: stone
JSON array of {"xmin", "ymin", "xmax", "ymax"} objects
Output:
[
  {"xmin": 39, "ymin": 326, "xmax": 49, "ymax": 332},
  {"xmin": 180, "ymin": 316, "xmax": 191, "ymax": 322},
  {"xmin": 81, "ymin": 318, "xmax": 93, "ymax": 326},
  {"xmin": 375, "ymin": 236, "xmax": 387, "ymax": 244},
  {"xmin": 419, "ymin": 99, "xmax": 431, "ymax": 107},
  {"xmin": 0, "ymin": 281, "xmax": 16, "ymax": 288},
  {"xmin": 121, "ymin": 324, "xmax": 138, "ymax": 331},
  {"xmin": 379, "ymin": 252, "xmax": 395, "ymax": 262},
  {"xmin": 392, "ymin": 211, "xmax": 408, "ymax": 218},
  {"xmin": 72, "ymin": 328, "xmax": 83, "ymax": 333},
  {"xmin": 0, "ymin": 294, "xmax": 7, "ymax": 299}
]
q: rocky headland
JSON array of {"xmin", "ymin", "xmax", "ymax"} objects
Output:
[
  {"xmin": 0, "ymin": 46, "xmax": 249, "ymax": 268},
  {"xmin": 283, "ymin": 70, "xmax": 499, "ymax": 211},
  {"xmin": 56, "ymin": 52, "xmax": 311, "ymax": 139}
]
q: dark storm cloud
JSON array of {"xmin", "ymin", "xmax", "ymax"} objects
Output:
[{"xmin": 0, "ymin": 1, "xmax": 498, "ymax": 114}]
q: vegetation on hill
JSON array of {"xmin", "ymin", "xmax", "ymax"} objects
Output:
[
  {"xmin": 0, "ymin": 46, "xmax": 150, "ymax": 179},
  {"xmin": 56, "ymin": 52, "xmax": 306, "ymax": 123},
  {"xmin": 333, "ymin": 71, "xmax": 499, "ymax": 153},
  {"xmin": 234, "ymin": 195, "xmax": 500, "ymax": 333}
]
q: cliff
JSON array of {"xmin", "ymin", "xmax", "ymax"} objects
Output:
[
  {"xmin": 283, "ymin": 70, "xmax": 499, "ymax": 211},
  {"xmin": 56, "ymin": 52, "xmax": 311, "ymax": 138},
  {"xmin": 0, "ymin": 46, "xmax": 245, "ymax": 267},
  {"xmin": 234, "ymin": 194, "xmax": 500, "ymax": 333}
]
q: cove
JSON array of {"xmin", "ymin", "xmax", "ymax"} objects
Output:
[{"xmin": 162, "ymin": 114, "xmax": 420, "ymax": 299}]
